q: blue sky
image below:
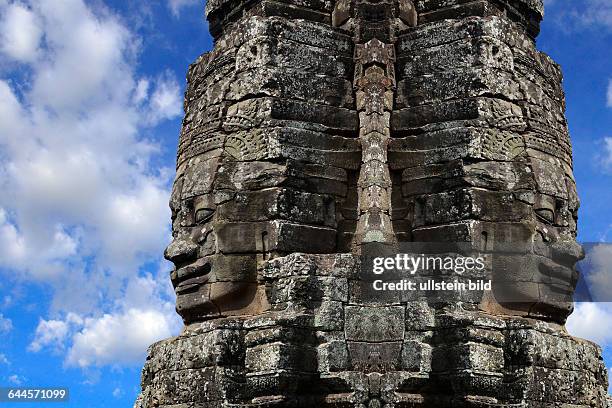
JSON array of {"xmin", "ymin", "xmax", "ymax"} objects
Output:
[{"xmin": 0, "ymin": 0, "xmax": 610, "ymax": 407}]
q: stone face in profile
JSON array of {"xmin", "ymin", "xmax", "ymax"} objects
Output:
[
  {"xmin": 136, "ymin": 0, "xmax": 610, "ymax": 406},
  {"xmin": 165, "ymin": 153, "xmax": 269, "ymax": 321}
]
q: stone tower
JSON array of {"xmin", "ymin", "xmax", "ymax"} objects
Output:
[{"xmin": 135, "ymin": 0, "xmax": 611, "ymax": 406}]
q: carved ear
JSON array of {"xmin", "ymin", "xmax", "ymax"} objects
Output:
[
  {"xmin": 398, "ymin": 0, "xmax": 417, "ymax": 27},
  {"xmin": 332, "ymin": 0, "xmax": 351, "ymax": 27}
]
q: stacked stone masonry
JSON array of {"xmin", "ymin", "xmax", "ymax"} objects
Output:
[{"xmin": 136, "ymin": 0, "xmax": 612, "ymax": 406}]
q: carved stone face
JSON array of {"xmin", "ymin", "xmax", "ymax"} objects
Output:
[
  {"xmin": 506, "ymin": 154, "xmax": 584, "ymax": 322},
  {"xmin": 489, "ymin": 153, "xmax": 583, "ymax": 322},
  {"xmin": 165, "ymin": 155, "xmax": 265, "ymax": 323}
]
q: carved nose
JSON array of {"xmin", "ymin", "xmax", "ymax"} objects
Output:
[
  {"xmin": 550, "ymin": 240, "xmax": 585, "ymax": 266},
  {"xmin": 164, "ymin": 239, "xmax": 199, "ymax": 265}
]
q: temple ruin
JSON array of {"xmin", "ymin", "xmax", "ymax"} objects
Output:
[{"xmin": 135, "ymin": 0, "xmax": 611, "ymax": 406}]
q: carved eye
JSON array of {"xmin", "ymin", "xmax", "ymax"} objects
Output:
[
  {"xmin": 535, "ymin": 208, "xmax": 555, "ymax": 224},
  {"xmin": 195, "ymin": 208, "xmax": 214, "ymax": 224}
]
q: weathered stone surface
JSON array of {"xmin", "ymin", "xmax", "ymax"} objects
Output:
[{"xmin": 136, "ymin": 0, "xmax": 609, "ymax": 406}]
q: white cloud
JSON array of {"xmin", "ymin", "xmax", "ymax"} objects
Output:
[
  {"xmin": 131, "ymin": 72, "xmax": 183, "ymax": 126},
  {"xmin": 567, "ymin": 302, "xmax": 612, "ymax": 345},
  {"xmin": 134, "ymin": 79, "xmax": 150, "ymax": 105},
  {"xmin": 566, "ymin": 244, "xmax": 612, "ymax": 345},
  {"xmin": 147, "ymin": 72, "xmax": 183, "ymax": 124},
  {"xmin": 0, "ymin": 2, "xmax": 42, "ymax": 62},
  {"xmin": 28, "ymin": 316, "xmax": 74, "ymax": 352},
  {"xmin": 0, "ymin": 1, "xmax": 175, "ymax": 282},
  {"xmin": 0, "ymin": 353, "xmax": 9, "ymax": 364},
  {"xmin": 607, "ymin": 79, "xmax": 612, "ymax": 108},
  {"xmin": 8, "ymin": 374, "xmax": 24, "ymax": 385},
  {"xmin": 0, "ymin": 0, "xmax": 182, "ymax": 367},
  {"xmin": 2, "ymin": 295, "xmax": 12, "ymax": 308},
  {"xmin": 583, "ymin": 0, "xmax": 612, "ymax": 29},
  {"xmin": 0, "ymin": 209, "xmax": 78, "ymax": 279},
  {"xmin": 168, "ymin": 0, "xmax": 199, "ymax": 17},
  {"xmin": 30, "ymin": 274, "xmax": 179, "ymax": 368},
  {"xmin": 0, "ymin": 313, "xmax": 12, "ymax": 333},
  {"xmin": 582, "ymin": 243, "xmax": 612, "ymax": 300},
  {"xmin": 599, "ymin": 137, "xmax": 612, "ymax": 172},
  {"xmin": 0, "ymin": 210, "xmax": 27, "ymax": 264},
  {"xmin": 62, "ymin": 273, "xmax": 179, "ymax": 368},
  {"xmin": 547, "ymin": 0, "xmax": 612, "ymax": 31},
  {"xmin": 67, "ymin": 307, "xmax": 175, "ymax": 367},
  {"xmin": 112, "ymin": 387, "xmax": 122, "ymax": 398}
]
